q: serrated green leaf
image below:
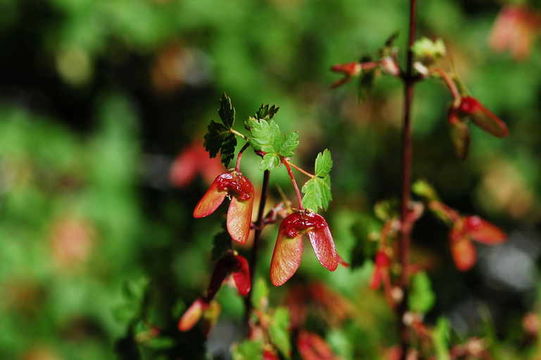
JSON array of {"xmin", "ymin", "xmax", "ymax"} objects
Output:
[
  {"xmin": 204, "ymin": 95, "xmax": 238, "ymax": 166},
  {"xmin": 302, "ymin": 176, "xmax": 332, "ymax": 212},
  {"xmin": 220, "ymin": 132, "xmax": 237, "ymax": 166},
  {"xmin": 232, "ymin": 340, "xmax": 264, "ymax": 360},
  {"xmin": 251, "ymin": 278, "xmax": 269, "ymax": 311},
  {"xmin": 260, "ymin": 153, "xmax": 281, "ymax": 170},
  {"xmin": 211, "ymin": 229, "xmax": 232, "ymax": 261},
  {"xmin": 278, "ymin": 131, "xmax": 299, "ymax": 157},
  {"xmin": 315, "ymin": 149, "xmax": 333, "ymax": 177},
  {"xmin": 203, "ymin": 121, "xmax": 237, "ymax": 167},
  {"xmin": 269, "ymin": 307, "xmax": 291, "ymax": 358},
  {"xmin": 434, "ymin": 318, "xmax": 451, "ymax": 360},
  {"xmin": 254, "ymin": 104, "xmax": 280, "ymax": 120},
  {"xmin": 409, "ymin": 272, "xmax": 435, "ymax": 314},
  {"xmin": 246, "ymin": 118, "xmax": 281, "ymax": 153},
  {"xmin": 218, "ymin": 93, "xmax": 235, "ymax": 128}
]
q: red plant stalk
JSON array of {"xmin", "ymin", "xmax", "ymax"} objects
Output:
[
  {"xmin": 244, "ymin": 169, "xmax": 270, "ymax": 324},
  {"xmin": 398, "ymin": 0, "xmax": 417, "ymax": 358}
]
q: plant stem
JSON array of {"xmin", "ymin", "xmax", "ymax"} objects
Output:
[
  {"xmin": 282, "ymin": 158, "xmax": 304, "ymax": 209},
  {"xmin": 244, "ymin": 169, "xmax": 270, "ymax": 326},
  {"xmin": 398, "ymin": 0, "xmax": 417, "ymax": 358},
  {"xmin": 287, "ymin": 160, "xmax": 315, "ymax": 178},
  {"xmin": 235, "ymin": 142, "xmax": 250, "ymax": 172}
]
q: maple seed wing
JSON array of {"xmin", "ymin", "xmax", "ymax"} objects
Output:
[
  {"xmin": 231, "ymin": 255, "xmax": 251, "ymax": 296},
  {"xmin": 451, "ymin": 237, "xmax": 477, "ymax": 271},
  {"xmin": 470, "ymin": 103, "xmax": 509, "ymax": 138},
  {"xmin": 449, "ymin": 116, "xmax": 470, "ymax": 160},
  {"xmin": 227, "ymin": 196, "xmax": 254, "ymax": 244},
  {"xmin": 178, "ymin": 298, "xmax": 206, "ymax": 331},
  {"xmin": 270, "ymin": 231, "xmax": 304, "ymax": 286},
  {"xmin": 193, "ymin": 182, "xmax": 227, "ymax": 218},
  {"xmin": 466, "ymin": 217, "xmax": 507, "ymax": 244},
  {"xmin": 308, "ymin": 226, "xmax": 339, "ymax": 271}
]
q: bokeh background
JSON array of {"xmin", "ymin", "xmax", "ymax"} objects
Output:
[{"xmin": 1, "ymin": 0, "xmax": 541, "ymax": 358}]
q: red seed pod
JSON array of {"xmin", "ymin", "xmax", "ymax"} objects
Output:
[
  {"xmin": 458, "ymin": 96, "xmax": 509, "ymax": 138},
  {"xmin": 178, "ymin": 298, "xmax": 209, "ymax": 331},
  {"xmin": 450, "ymin": 223, "xmax": 477, "ymax": 271},
  {"xmin": 193, "ymin": 171, "xmax": 254, "ymax": 244},
  {"xmin": 206, "ymin": 252, "xmax": 251, "ymax": 301},
  {"xmin": 297, "ymin": 331, "xmax": 339, "ymax": 360},
  {"xmin": 330, "ymin": 62, "xmax": 362, "ymax": 88},
  {"xmin": 270, "ymin": 212, "xmax": 338, "ymax": 286},
  {"xmin": 448, "ymin": 109, "xmax": 471, "ymax": 160},
  {"xmin": 463, "ymin": 216, "xmax": 507, "ymax": 245}
]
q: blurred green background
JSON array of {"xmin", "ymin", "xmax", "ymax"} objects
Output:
[{"xmin": 1, "ymin": 0, "xmax": 541, "ymax": 358}]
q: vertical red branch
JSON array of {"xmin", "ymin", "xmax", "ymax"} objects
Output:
[
  {"xmin": 244, "ymin": 169, "xmax": 270, "ymax": 324},
  {"xmin": 398, "ymin": 0, "xmax": 417, "ymax": 358}
]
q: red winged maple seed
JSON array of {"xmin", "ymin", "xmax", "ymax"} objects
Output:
[
  {"xmin": 330, "ymin": 61, "xmax": 362, "ymax": 88},
  {"xmin": 457, "ymin": 96, "xmax": 509, "ymax": 138},
  {"xmin": 463, "ymin": 216, "xmax": 507, "ymax": 244},
  {"xmin": 178, "ymin": 298, "xmax": 209, "ymax": 331},
  {"xmin": 449, "ymin": 216, "xmax": 507, "ymax": 271},
  {"xmin": 193, "ymin": 171, "xmax": 254, "ymax": 244},
  {"xmin": 206, "ymin": 252, "xmax": 251, "ymax": 300},
  {"xmin": 270, "ymin": 211, "xmax": 338, "ymax": 286},
  {"xmin": 297, "ymin": 331, "xmax": 339, "ymax": 360}
]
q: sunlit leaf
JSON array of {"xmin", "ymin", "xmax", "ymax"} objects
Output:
[{"xmin": 269, "ymin": 307, "xmax": 291, "ymax": 358}]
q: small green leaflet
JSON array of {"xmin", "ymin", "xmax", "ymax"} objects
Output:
[
  {"xmin": 269, "ymin": 307, "xmax": 291, "ymax": 358},
  {"xmin": 434, "ymin": 317, "xmax": 451, "ymax": 360},
  {"xmin": 232, "ymin": 340, "xmax": 264, "ymax": 360},
  {"xmin": 204, "ymin": 93, "xmax": 237, "ymax": 166},
  {"xmin": 245, "ymin": 117, "xmax": 299, "ymax": 171},
  {"xmin": 408, "ymin": 271, "xmax": 435, "ymax": 314},
  {"xmin": 254, "ymin": 104, "xmax": 279, "ymax": 120},
  {"xmin": 302, "ymin": 149, "xmax": 333, "ymax": 212},
  {"xmin": 251, "ymin": 278, "xmax": 269, "ymax": 311}
]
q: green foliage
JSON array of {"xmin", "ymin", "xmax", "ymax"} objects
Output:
[
  {"xmin": 433, "ymin": 318, "xmax": 451, "ymax": 360},
  {"xmin": 254, "ymin": 104, "xmax": 280, "ymax": 121},
  {"xmin": 269, "ymin": 307, "xmax": 291, "ymax": 358},
  {"xmin": 251, "ymin": 278, "xmax": 269, "ymax": 311},
  {"xmin": 302, "ymin": 149, "xmax": 333, "ymax": 212},
  {"xmin": 409, "ymin": 272, "xmax": 435, "ymax": 314},
  {"xmin": 412, "ymin": 37, "xmax": 446, "ymax": 63},
  {"xmin": 412, "ymin": 179, "xmax": 439, "ymax": 201},
  {"xmin": 374, "ymin": 199, "xmax": 399, "ymax": 221},
  {"xmin": 204, "ymin": 93, "xmax": 238, "ymax": 166},
  {"xmin": 232, "ymin": 340, "xmax": 264, "ymax": 360},
  {"xmin": 245, "ymin": 117, "xmax": 299, "ymax": 170}
]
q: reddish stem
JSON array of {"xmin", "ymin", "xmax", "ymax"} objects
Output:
[
  {"xmin": 235, "ymin": 142, "xmax": 250, "ymax": 172},
  {"xmin": 288, "ymin": 161, "xmax": 315, "ymax": 178},
  {"xmin": 433, "ymin": 68, "xmax": 461, "ymax": 104},
  {"xmin": 282, "ymin": 158, "xmax": 304, "ymax": 209},
  {"xmin": 244, "ymin": 169, "xmax": 270, "ymax": 325},
  {"xmin": 398, "ymin": 0, "xmax": 417, "ymax": 358}
]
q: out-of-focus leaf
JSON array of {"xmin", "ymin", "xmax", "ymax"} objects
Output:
[
  {"xmin": 251, "ymin": 278, "xmax": 269, "ymax": 311},
  {"xmin": 211, "ymin": 228, "xmax": 232, "ymax": 262},
  {"xmin": 409, "ymin": 272, "xmax": 435, "ymax": 314},
  {"xmin": 269, "ymin": 307, "xmax": 291, "ymax": 358},
  {"xmin": 232, "ymin": 340, "xmax": 264, "ymax": 360},
  {"xmin": 433, "ymin": 317, "xmax": 451, "ymax": 360}
]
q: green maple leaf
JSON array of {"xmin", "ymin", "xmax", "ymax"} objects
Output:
[
  {"xmin": 204, "ymin": 93, "xmax": 238, "ymax": 166},
  {"xmin": 302, "ymin": 149, "xmax": 333, "ymax": 212}
]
